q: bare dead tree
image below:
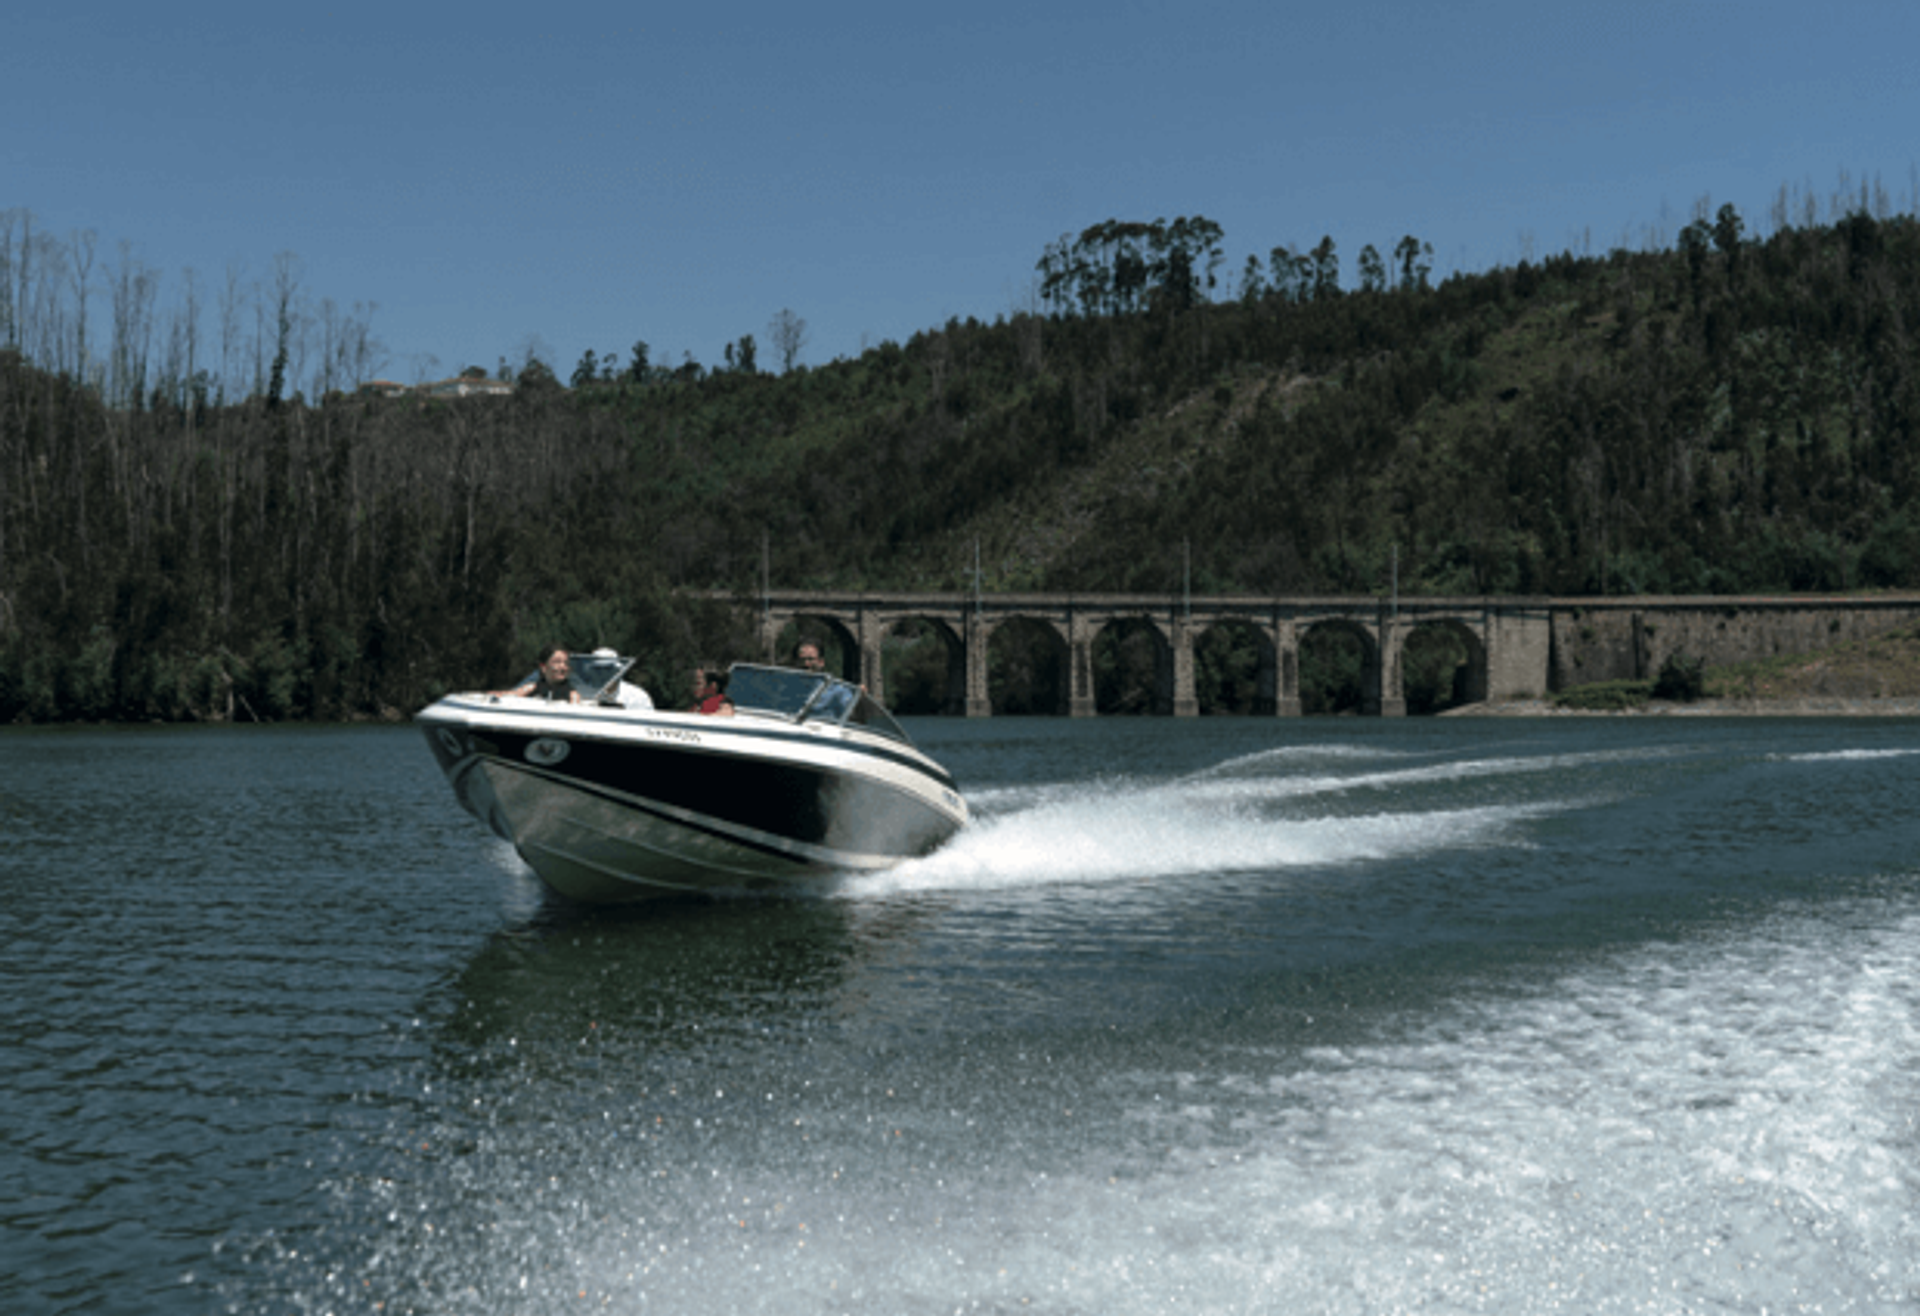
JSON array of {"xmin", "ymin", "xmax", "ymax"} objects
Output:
[
  {"xmin": 768, "ymin": 307, "xmax": 807, "ymax": 373},
  {"xmin": 178, "ymin": 266, "xmax": 202, "ymax": 413},
  {"xmin": 314, "ymin": 297, "xmax": 341, "ymax": 398},
  {"xmin": 67, "ymin": 228, "xmax": 97, "ymax": 388},
  {"xmin": 108, "ymin": 241, "xmax": 159, "ymax": 408},
  {"xmin": 0, "ymin": 208, "xmax": 19, "ymax": 349},
  {"xmin": 250, "ymin": 277, "xmax": 272, "ymax": 400},
  {"xmin": 343, "ymin": 300, "xmax": 381, "ymax": 388},
  {"xmin": 219, "ymin": 262, "xmax": 245, "ymax": 405},
  {"xmin": 306, "ymin": 297, "xmax": 381, "ymax": 398}
]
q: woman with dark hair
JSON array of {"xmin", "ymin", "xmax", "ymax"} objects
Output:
[{"xmin": 493, "ymin": 645, "xmax": 581, "ymax": 702}]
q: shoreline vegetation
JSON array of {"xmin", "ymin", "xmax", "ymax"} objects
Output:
[
  {"xmin": 5, "ymin": 188, "xmax": 1920, "ymax": 723},
  {"xmin": 13, "ymin": 618, "xmax": 1920, "ymax": 723}
]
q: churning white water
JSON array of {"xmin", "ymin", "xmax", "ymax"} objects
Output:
[{"xmin": 334, "ymin": 897, "xmax": 1920, "ymax": 1315}]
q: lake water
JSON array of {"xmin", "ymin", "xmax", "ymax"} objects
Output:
[{"xmin": 3, "ymin": 715, "xmax": 1919, "ymax": 1314}]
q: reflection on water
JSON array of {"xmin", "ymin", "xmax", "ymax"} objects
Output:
[{"xmin": 438, "ymin": 896, "xmax": 939, "ymax": 1062}]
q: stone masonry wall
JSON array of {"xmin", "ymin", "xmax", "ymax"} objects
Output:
[{"xmin": 1548, "ymin": 599, "xmax": 1920, "ymax": 691}]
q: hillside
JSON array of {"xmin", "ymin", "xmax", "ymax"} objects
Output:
[
  {"xmin": 4, "ymin": 207, "xmax": 1920, "ymax": 720},
  {"xmin": 573, "ymin": 212, "xmax": 1920, "ymax": 609}
]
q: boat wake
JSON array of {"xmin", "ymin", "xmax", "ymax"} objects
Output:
[
  {"xmin": 840, "ymin": 746, "xmax": 1582, "ymax": 899},
  {"xmin": 1770, "ymin": 746, "xmax": 1920, "ymax": 763}
]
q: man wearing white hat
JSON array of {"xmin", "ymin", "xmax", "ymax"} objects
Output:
[{"xmin": 591, "ymin": 647, "xmax": 655, "ymax": 710}]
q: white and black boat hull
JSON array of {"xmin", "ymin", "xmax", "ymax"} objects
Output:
[{"xmin": 419, "ymin": 697, "xmax": 967, "ymax": 903}]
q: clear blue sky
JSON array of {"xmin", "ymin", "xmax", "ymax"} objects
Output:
[{"xmin": 8, "ymin": 1, "xmax": 1919, "ymax": 386}]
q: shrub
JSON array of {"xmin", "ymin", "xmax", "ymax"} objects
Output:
[
  {"xmin": 67, "ymin": 627, "xmax": 118, "ymax": 720},
  {"xmin": 1653, "ymin": 651, "xmax": 1706, "ymax": 702},
  {"xmin": 1552, "ymin": 679, "xmax": 1651, "ymax": 711}
]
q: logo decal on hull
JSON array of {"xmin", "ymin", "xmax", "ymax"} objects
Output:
[{"xmin": 526, "ymin": 737, "xmax": 572, "ymax": 766}]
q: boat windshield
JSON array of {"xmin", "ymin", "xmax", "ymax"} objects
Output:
[
  {"xmin": 725, "ymin": 663, "xmax": 913, "ymax": 745},
  {"xmin": 568, "ymin": 651, "xmax": 634, "ymax": 702}
]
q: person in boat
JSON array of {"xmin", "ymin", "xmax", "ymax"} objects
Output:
[
  {"xmin": 494, "ymin": 645, "xmax": 580, "ymax": 702},
  {"xmin": 692, "ymin": 667, "xmax": 734, "ymax": 715},
  {"xmin": 793, "ymin": 639, "xmax": 865, "ymax": 714},
  {"xmin": 589, "ymin": 647, "xmax": 654, "ymax": 710}
]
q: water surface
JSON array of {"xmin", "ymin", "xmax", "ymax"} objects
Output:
[{"xmin": 3, "ymin": 717, "xmax": 1917, "ymax": 1312}]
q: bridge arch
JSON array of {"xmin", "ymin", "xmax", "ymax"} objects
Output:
[
  {"xmin": 985, "ymin": 614, "xmax": 1070, "ymax": 715},
  {"xmin": 1193, "ymin": 618, "xmax": 1278, "ymax": 714},
  {"xmin": 1093, "ymin": 615, "xmax": 1175, "ymax": 714},
  {"xmin": 1399, "ymin": 617, "xmax": 1489, "ymax": 714},
  {"xmin": 1299, "ymin": 617, "xmax": 1380, "ymax": 715},
  {"xmin": 878, "ymin": 615, "xmax": 966, "ymax": 715}
]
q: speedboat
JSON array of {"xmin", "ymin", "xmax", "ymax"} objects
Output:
[{"xmin": 417, "ymin": 655, "xmax": 969, "ymax": 903}]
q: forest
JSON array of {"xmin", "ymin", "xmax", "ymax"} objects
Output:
[{"xmin": 3, "ymin": 186, "xmax": 1919, "ymax": 722}]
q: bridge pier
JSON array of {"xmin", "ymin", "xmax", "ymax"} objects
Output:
[
  {"xmin": 965, "ymin": 613, "xmax": 991, "ymax": 717},
  {"xmin": 1171, "ymin": 616, "xmax": 1198, "ymax": 716},
  {"xmin": 1275, "ymin": 618, "xmax": 1303, "ymax": 716},
  {"xmin": 1068, "ymin": 612, "xmax": 1097, "ymax": 717},
  {"xmin": 858, "ymin": 613, "xmax": 887, "ymax": 707},
  {"xmin": 1373, "ymin": 611, "xmax": 1407, "ymax": 717}
]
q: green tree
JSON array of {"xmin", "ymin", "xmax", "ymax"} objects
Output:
[
  {"xmin": 1238, "ymin": 253, "xmax": 1266, "ymax": 302},
  {"xmin": 1358, "ymin": 244, "xmax": 1387, "ymax": 293},
  {"xmin": 1393, "ymin": 234, "xmax": 1433, "ymax": 290},
  {"xmin": 517, "ymin": 357, "xmax": 559, "ymax": 392},
  {"xmin": 1678, "ymin": 220, "xmax": 1712, "ymax": 307},
  {"xmin": 1153, "ymin": 215, "xmax": 1226, "ymax": 311},
  {"xmin": 1713, "ymin": 203, "xmax": 1744, "ymax": 286},
  {"xmin": 1034, "ymin": 217, "xmax": 1224, "ymax": 317},
  {"xmin": 1268, "ymin": 245, "xmax": 1308, "ymax": 302},
  {"xmin": 570, "ymin": 348, "xmax": 599, "ymax": 388},
  {"xmin": 266, "ymin": 252, "xmax": 299, "ymax": 408},
  {"xmin": 1309, "ymin": 236, "xmax": 1340, "ymax": 300}
]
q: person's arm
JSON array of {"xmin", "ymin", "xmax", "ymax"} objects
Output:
[{"xmin": 488, "ymin": 671, "xmax": 540, "ymax": 697}]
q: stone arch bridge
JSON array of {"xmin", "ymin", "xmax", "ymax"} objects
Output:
[{"xmin": 721, "ymin": 590, "xmax": 1920, "ymax": 715}]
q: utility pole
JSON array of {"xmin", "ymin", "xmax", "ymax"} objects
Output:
[{"xmin": 1183, "ymin": 537, "xmax": 1192, "ymax": 623}]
